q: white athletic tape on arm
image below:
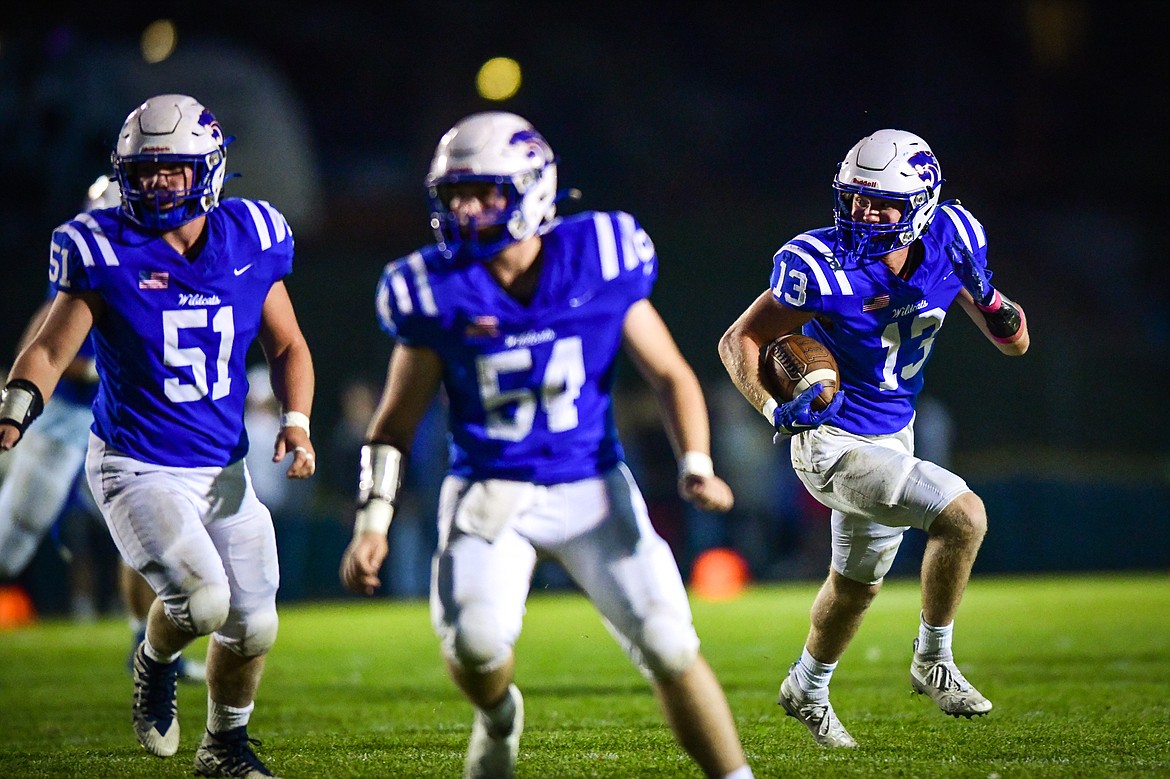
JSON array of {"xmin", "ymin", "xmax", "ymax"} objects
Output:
[
  {"xmin": 679, "ymin": 451, "xmax": 714, "ymax": 479},
  {"xmin": 761, "ymin": 398, "xmax": 778, "ymax": 424},
  {"xmin": 354, "ymin": 499, "xmax": 394, "ymax": 536},
  {"xmin": 280, "ymin": 410, "xmax": 311, "ymax": 437}
]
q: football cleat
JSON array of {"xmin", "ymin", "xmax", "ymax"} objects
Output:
[
  {"xmin": 464, "ymin": 684, "xmax": 524, "ymax": 779},
  {"xmin": 193, "ymin": 726, "xmax": 278, "ymax": 778},
  {"xmin": 778, "ymin": 670, "xmax": 858, "ymax": 748},
  {"xmin": 131, "ymin": 642, "xmax": 181, "ymax": 757},
  {"xmin": 910, "ymin": 642, "xmax": 992, "ymax": 718}
]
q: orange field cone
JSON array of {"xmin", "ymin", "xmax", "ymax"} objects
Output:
[
  {"xmin": 0, "ymin": 584, "xmax": 38, "ymax": 629},
  {"xmin": 690, "ymin": 547, "xmax": 750, "ymax": 601}
]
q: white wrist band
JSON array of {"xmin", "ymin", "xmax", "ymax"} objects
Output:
[
  {"xmin": 679, "ymin": 451, "xmax": 715, "ymax": 479},
  {"xmin": 354, "ymin": 499, "xmax": 394, "ymax": 536},
  {"xmin": 280, "ymin": 410, "xmax": 311, "ymax": 437},
  {"xmin": 761, "ymin": 398, "xmax": 778, "ymax": 423}
]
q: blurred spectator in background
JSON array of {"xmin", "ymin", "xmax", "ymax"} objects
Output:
[
  {"xmin": 320, "ymin": 377, "xmax": 380, "ymax": 506},
  {"xmin": 706, "ymin": 381, "xmax": 826, "ymax": 581},
  {"xmin": 245, "ymin": 363, "xmax": 317, "ymax": 519}
]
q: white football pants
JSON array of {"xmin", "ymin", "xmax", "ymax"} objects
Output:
[{"xmin": 431, "ymin": 464, "xmax": 700, "ymax": 680}]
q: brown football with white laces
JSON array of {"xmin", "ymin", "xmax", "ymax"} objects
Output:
[{"xmin": 759, "ymin": 334, "xmax": 839, "ymax": 411}]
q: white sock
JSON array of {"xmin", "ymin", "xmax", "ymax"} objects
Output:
[
  {"xmin": 792, "ymin": 648, "xmax": 836, "ymax": 703},
  {"xmin": 143, "ymin": 637, "xmax": 180, "ymax": 665},
  {"xmin": 208, "ymin": 695, "xmax": 254, "ymax": 734},
  {"xmin": 916, "ymin": 613, "xmax": 954, "ymax": 661},
  {"xmin": 723, "ymin": 766, "xmax": 755, "ymax": 779}
]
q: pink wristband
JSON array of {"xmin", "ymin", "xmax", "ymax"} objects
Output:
[{"xmin": 976, "ymin": 289, "xmax": 1003, "ymax": 313}]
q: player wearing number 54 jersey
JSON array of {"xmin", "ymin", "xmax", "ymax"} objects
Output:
[
  {"xmin": 0, "ymin": 94, "xmax": 315, "ymax": 778},
  {"xmin": 340, "ymin": 111, "xmax": 753, "ymax": 779},
  {"xmin": 720, "ymin": 129, "xmax": 1029, "ymax": 749}
]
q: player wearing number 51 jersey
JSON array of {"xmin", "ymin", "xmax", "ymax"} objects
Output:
[
  {"xmin": 720, "ymin": 129, "xmax": 1029, "ymax": 749},
  {"xmin": 0, "ymin": 94, "xmax": 314, "ymax": 778},
  {"xmin": 50, "ymin": 194, "xmax": 292, "ymax": 466},
  {"xmin": 341, "ymin": 111, "xmax": 754, "ymax": 779}
]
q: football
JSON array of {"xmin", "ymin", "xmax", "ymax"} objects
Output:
[{"xmin": 759, "ymin": 333, "xmax": 839, "ymax": 411}]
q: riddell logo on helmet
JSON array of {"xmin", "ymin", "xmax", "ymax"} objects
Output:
[{"xmin": 851, "ymin": 177, "xmax": 879, "ymax": 187}]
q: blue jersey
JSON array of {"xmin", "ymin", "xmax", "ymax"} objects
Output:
[
  {"xmin": 770, "ymin": 201, "xmax": 988, "ymax": 435},
  {"xmin": 377, "ymin": 211, "xmax": 657, "ymax": 484},
  {"xmin": 50, "ymin": 199, "xmax": 294, "ymax": 466}
]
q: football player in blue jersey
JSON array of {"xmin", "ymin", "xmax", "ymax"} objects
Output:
[
  {"xmin": 0, "ymin": 175, "xmax": 205, "ymax": 684},
  {"xmin": 719, "ymin": 129, "xmax": 1030, "ymax": 747},
  {"xmin": 0, "ymin": 94, "xmax": 316, "ymax": 777},
  {"xmin": 339, "ymin": 112, "xmax": 754, "ymax": 779}
]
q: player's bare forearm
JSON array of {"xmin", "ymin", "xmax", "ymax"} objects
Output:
[
  {"xmin": 719, "ymin": 331, "xmax": 770, "ymax": 412},
  {"xmin": 650, "ymin": 367, "xmax": 712, "ymax": 461},
  {"xmin": 365, "ymin": 345, "xmax": 443, "ymax": 451},
  {"xmin": 719, "ymin": 290, "xmax": 811, "ymax": 414},
  {"xmin": 268, "ymin": 341, "xmax": 316, "ymax": 416}
]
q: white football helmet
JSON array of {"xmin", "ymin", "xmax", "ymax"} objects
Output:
[
  {"xmin": 83, "ymin": 174, "xmax": 121, "ymax": 211},
  {"xmin": 832, "ymin": 129, "xmax": 942, "ymax": 262},
  {"xmin": 111, "ymin": 94, "xmax": 229, "ymax": 230},
  {"xmin": 426, "ymin": 111, "xmax": 557, "ymax": 259}
]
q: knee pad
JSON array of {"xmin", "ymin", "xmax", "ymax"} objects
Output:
[
  {"xmin": 167, "ymin": 582, "xmax": 230, "ymax": 636},
  {"xmin": 834, "ymin": 533, "xmax": 904, "ymax": 586},
  {"xmin": 238, "ymin": 608, "xmax": 279, "ymax": 657},
  {"xmin": 637, "ymin": 608, "xmax": 700, "ymax": 680},
  {"xmin": 448, "ymin": 605, "xmax": 512, "ymax": 673}
]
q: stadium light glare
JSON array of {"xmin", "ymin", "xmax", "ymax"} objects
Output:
[
  {"xmin": 476, "ymin": 57, "xmax": 522, "ymax": 101},
  {"xmin": 141, "ymin": 19, "xmax": 177, "ymax": 64}
]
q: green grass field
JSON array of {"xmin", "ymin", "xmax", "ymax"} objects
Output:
[{"xmin": 1, "ymin": 572, "xmax": 1168, "ymax": 778}]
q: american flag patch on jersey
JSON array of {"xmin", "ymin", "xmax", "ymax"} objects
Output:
[
  {"xmin": 862, "ymin": 294, "xmax": 890, "ymax": 312},
  {"xmin": 138, "ymin": 271, "xmax": 169, "ymax": 290},
  {"xmin": 464, "ymin": 316, "xmax": 500, "ymax": 339}
]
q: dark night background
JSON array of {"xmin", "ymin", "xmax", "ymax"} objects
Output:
[{"xmin": 1, "ymin": 2, "xmax": 1167, "ymax": 608}]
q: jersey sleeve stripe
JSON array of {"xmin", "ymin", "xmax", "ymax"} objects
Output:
[
  {"xmin": 389, "ymin": 268, "xmax": 413, "ymax": 315},
  {"xmin": 797, "ymin": 232, "xmax": 853, "ymax": 294},
  {"xmin": 258, "ymin": 200, "xmax": 290, "ymax": 244},
  {"xmin": 593, "ymin": 212, "xmax": 620, "ymax": 280},
  {"xmin": 406, "ymin": 252, "xmax": 439, "ymax": 316},
  {"xmin": 940, "ymin": 204, "xmax": 986, "ymax": 251},
  {"xmin": 60, "ymin": 224, "xmax": 97, "ymax": 267},
  {"xmin": 781, "ymin": 242, "xmax": 834, "ymax": 296},
  {"xmin": 616, "ymin": 212, "xmax": 640, "ymax": 271},
  {"xmin": 73, "ymin": 215, "xmax": 121, "ymax": 266},
  {"xmin": 241, "ymin": 200, "xmax": 273, "ymax": 251}
]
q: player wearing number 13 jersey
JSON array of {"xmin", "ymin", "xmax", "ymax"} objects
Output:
[
  {"xmin": 0, "ymin": 94, "xmax": 315, "ymax": 777},
  {"xmin": 340, "ymin": 112, "xmax": 754, "ymax": 779},
  {"xmin": 720, "ymin": 129, "xmax": 1029, "ymax": 748}
]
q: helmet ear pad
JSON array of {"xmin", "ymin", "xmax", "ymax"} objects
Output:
[
  {"xmin": 111, "ymin": 94, "xmax": 229, "ymax": 231},
  {"xmin": 426, "ymin": 112, "xmax": 558, "ymax": 259},
  {"xmin": 832, "ymin": 129, "xmax": 941, "ymax": 262}
]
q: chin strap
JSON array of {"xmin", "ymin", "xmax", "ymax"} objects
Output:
[{"xmin": 354, "ymin": 443, "xmax": 405, "ymax": 536}]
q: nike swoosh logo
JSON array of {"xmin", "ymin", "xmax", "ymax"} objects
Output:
[
  {"xmin": 569, "ymin": 291, "xmax": 596, "ymax": 307},
  {"xmin": 234, "ymin": 264, "xmax": 254, "ymax": 276}
]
